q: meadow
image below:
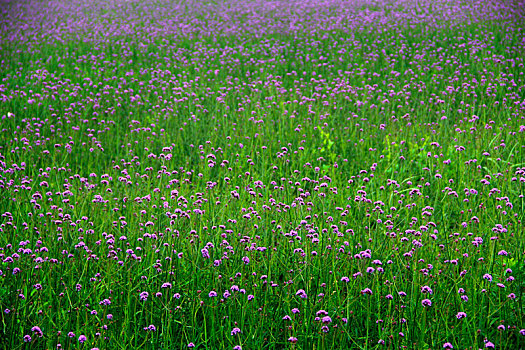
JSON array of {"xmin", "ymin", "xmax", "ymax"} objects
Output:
[{"xmin": 1, "ymin": 0, "xmax": 524, "ymax": 349}]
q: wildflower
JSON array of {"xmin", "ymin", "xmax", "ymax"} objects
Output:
[
  {"xmin": 231, "ymin": 327, "xmax": 241, "ymax": 336},
  {"xmin": 282, "ymin": 315, "xmax": 291, "ymax": 321},
  {"xmin": 340, "ymin": 276, "xmax": 350, "ymax": 282},
  {"xmin": 233, "ymin": 346, "xmax": 242, "ymax": 350},
  {"xmin": 456, "ymin": 312, "xmax": 466, "ymax": 319},
  {"xmin": 31, "ymin": 326, "xmax": 43, "ymax": 337},
  {"xmin": 288, "ymin": 336, "xmax": 298, "ymax": 343},
  {"xmin": 361, "ymin": 288, "xmax": 373, "ymax": 295},
  {"xmin": 421, "ymin": 285, "xmax": 433, "ymax": 294},
  {"xmin": 295, "ymin": 289, "xmax": 307, "ymax": 299},
  {"xmin": 188, "ymin": 343, "xmax": 195, "ymax": 348},
  {"xmin": 485, "ymin": 341, "xmax": 495, "ymax": 348},
  {"xmin": 443, "ymin": 343, "xmax": 454, "ymax": 349},
  {"xmin": 78, "ymin": 335, "xmax": 87, "ymax": 343},
  {"xmin": 321, "ymin": 326, "xmax": 329, "ymax": 333},
  {"xmin": 209, "ymin": 291, "xmax": 217, "ymax": 298},
  {"xmin": 291, "ymin": 308, "xmax": 300, "ymax": 314},
  {"xmin": 422, "ymin": 299, "xmax": 432, "ymax": 307},
  {"xmin": 321, "ymin": 316, "xmax": 332, "ymax": 324},
  {"xmin": 139, "ymin": 291, "xmax": 149, "ymax": 301},
  {"xmin": 24, "ymin": 335, "xmax": 32, "ymax": 342}
]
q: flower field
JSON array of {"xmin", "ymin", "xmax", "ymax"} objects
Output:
[{"xmin": 1, "ymin": 0, "xmax": 525, "ymax": 349}]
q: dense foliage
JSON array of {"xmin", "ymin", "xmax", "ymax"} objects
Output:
[{"xmin": 1, "ymin": 0, "xmax": 524, "ymax": 349}]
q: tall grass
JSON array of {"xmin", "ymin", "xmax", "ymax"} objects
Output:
[{"xmin": 0, "ymin": 0, "xmax": 524, "ymax": 349}]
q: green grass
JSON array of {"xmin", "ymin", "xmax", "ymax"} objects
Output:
[{"xmin": 0, "ymin": 0, "xmax": 524, "ymax": 349}]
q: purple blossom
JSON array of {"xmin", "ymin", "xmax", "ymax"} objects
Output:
[{"xmin": 456, "ymin": 312, "xmax": 466, "ymax": 319}]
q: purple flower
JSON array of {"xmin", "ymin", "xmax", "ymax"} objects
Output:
[
  {"xmin": 139, "ymin": 291, "xmax": 149, "ymax": 301},
  {"xmin": 188, "ymin": 343, "xmax": 195, "ymax": 348},
  {"xmin": 421, "ymin": 285, "xmax": 433, "ymax": 294},
  {"xmin": 24, "ymin": 335, "xmax": 32, "ymax": 342},
  {"xmin": 443, "ymin": 343, "xmax": 454, "ymax": 349},
  {"xmin": 231, "ymin": 327, "xmax": 241, "ymax": 336},
  {"xmin": 485, "ymin": 341, "xmax": 495, "ymax": 348},
  {"xmin": 422, "ymin": 299, "xmax": 432, "ymax": 307},
  {"xmin": 78, "ymin": 335, "xmax": 87, "ymax": 343},
  {"xmin": 321, "ymin": 316, "xmax": 332, "ymax": 324},
  {"xmin": 295, "ymin": 289, "xmax": 307, "ymax": 299},
  {"xmin": 361, "ymin": 288, "xmax": 373, "ymax": 295},
  {"xmin": 209, "ymin": 291, "xmax": 217, "ymax": 298},
  {"xmin": 31, "ymin": 326, "xmax": 43, "ymax": 337},
  {"xmin": 456, "ymin": 312, "xmax": 466, "ymax": 319},
  {"xmin": 288, "ymin": 336, "xmax": 298, "ymax": 343}
]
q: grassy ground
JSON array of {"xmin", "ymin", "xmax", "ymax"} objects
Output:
[{"xmin": 1, "ymin": 0, "xmax": 525, "ymax": 349}]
